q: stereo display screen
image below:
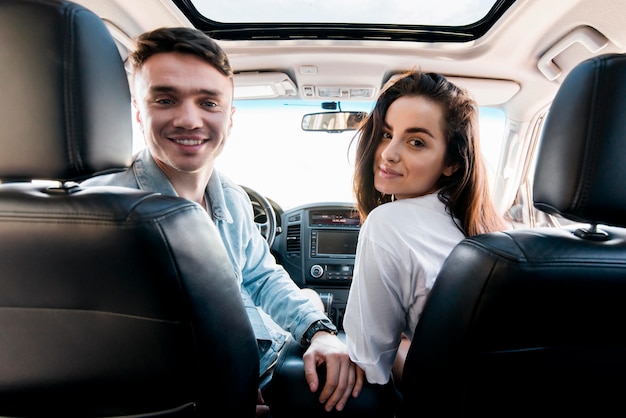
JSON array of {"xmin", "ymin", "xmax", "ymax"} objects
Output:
[{"xmin": 316, "ymin": 230, "xmax": 359, "ymax": 255}]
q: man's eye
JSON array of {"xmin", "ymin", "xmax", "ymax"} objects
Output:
[
  {"xmin": 202, "ymin": 101, "xmax": 218, "ymax": 108},
  {"xmin": 156, "ymin": 98, "xmax": 174, "ymax": 105}
]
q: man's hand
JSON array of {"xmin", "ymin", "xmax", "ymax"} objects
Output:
[{"xmin": 302, "ymin": 331, "xmax": 365, "ymax": 412}]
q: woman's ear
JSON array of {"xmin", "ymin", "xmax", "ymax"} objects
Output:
[{"xmin": 442, "ymin": 162, "xmax": 460, "ymax": 177}]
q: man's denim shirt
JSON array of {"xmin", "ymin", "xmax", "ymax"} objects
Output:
[{"xmin": 81, "ymin": 149, "xmax": 327, "ymax": 374}]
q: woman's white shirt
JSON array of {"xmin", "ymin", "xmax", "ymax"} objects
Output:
[{"xmin": 343, "ymin": 193, "xmax": 465, "ymax": 384}]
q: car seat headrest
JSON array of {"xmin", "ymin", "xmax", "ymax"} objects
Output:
[
  {"xmin": 533, "ymin": 53, "xmax": 626, "ymax": 228},
  {"xmin": 0, "ymin": 0, "xmax": 132, "ymax": 182}
]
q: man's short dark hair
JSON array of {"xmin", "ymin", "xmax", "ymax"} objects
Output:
[{"xmin": 130, "ymin": 27, "xmax": 233, "ymax": 78}]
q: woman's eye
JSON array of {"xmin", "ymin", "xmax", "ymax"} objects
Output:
[{"xmin": 409, "ymin": 139, "xmax": 425, "ymax": 147}]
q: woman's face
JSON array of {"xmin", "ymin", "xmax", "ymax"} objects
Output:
[{"xmin": 373, "ymin": 96, "xmax": 457, "ymax": 200}]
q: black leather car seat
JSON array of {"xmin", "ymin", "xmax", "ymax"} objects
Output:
[
  {"xmin": 400, "ymin": 53, "xmax": 626, "ymax": 417},
  {"xmin": 0, "ymin": 0, "xmax": 258, "ymax": 416}
]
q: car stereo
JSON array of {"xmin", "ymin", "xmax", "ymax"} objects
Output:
[{"xmin": 305, "ymin": 207, "xmax": 360, "ymax": 284}]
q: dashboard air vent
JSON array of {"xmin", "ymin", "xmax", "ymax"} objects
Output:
[{"xmin": 286, "ymin": 224, "xmax": 301, "ymax": 253}]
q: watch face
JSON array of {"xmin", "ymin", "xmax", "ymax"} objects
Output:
[{"xmin": 321, "ymin": 320, "xmax": 338, "ymax": 333}]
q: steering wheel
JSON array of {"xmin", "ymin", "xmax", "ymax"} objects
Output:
[{"xmin": 241, "ymin": 185, "xmax": 277, "ymax": 247}]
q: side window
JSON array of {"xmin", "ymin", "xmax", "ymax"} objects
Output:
[
  {"xmin": 479, "ymin": 107, "xmax": 506, "ymax": 192},
  {"xmin": 507, "ymin": 110, "xmax": 578, "ymax": 229}
]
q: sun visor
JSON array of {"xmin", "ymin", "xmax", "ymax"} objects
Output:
[
  {"xmin": 447, "ymin": 77, "xmax": 520, "ymax": 106},
  {"xmin": 386, "ymin": 73, "xmax": 520, "ymax": 106},
  {"xmin": 234, "ymin": 72, "xmax": 297, "ymax": 99}
]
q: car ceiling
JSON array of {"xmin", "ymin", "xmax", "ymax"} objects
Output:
[{"xmin": 75, "ymin": 0, "xmax": 626, "ymax": 124}]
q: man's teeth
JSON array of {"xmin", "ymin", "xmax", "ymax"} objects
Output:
[{"xmin": 175, "ymin": 139, "xmax": 204, "ymax": 146}]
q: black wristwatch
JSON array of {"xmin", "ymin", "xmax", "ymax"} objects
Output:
[{"xmin": 301, "ymin": 319, "xmax": 338, "ymax": 346}]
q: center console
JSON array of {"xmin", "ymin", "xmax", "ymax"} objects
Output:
[{"xmin": 273, "ymin": 203, "xmax": 360, "ymax": 330}]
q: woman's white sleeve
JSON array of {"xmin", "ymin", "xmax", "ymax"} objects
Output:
[{"xmin": 344, "ymin": 228, "xmax": 412, "ymax": 385}]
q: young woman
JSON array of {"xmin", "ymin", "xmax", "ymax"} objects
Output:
[{"xmin": 343, "ymin": 71, "xmax": 507, "ymax": 386}]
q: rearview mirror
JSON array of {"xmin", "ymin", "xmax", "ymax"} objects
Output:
[{"xmin": 301, "ymin": 111, "xmax": 367, "ymax": 132}]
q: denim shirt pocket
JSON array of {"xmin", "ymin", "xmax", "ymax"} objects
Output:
[
  {"xmin": 244, "ymin": 297, "xmax": 288, "ymax": 375},
  {"xmin": 257, "ymin": 331, "xmax": 287, "ymax": 376}
]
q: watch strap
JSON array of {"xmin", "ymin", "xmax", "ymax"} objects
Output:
[{"xmin": 301, "ymin": 319, "xmax": 338, "ymax": 346}]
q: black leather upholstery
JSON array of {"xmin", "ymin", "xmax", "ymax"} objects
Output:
[
  {"xmin": 400, "ymin": 53, "xmax": 626, "ymax": 417},
  {"xmin": 533, "ymin": 54, "xmax": 626, "ymax": 227},
  {"xmin": 0, "ymin": 0, "xmax": 132, "ymax": 181},
  {"xmin": 0, "ymin": 0, "xmax": 258, "ymax": 416}
]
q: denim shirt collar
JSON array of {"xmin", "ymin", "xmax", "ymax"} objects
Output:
[
  {"xmin": 206, "ymin": 170, "xmax": 234, "ymax": 224},
  {"xmin": 132, "ymin": 148, "xmax": 234, "ymax": 224}
]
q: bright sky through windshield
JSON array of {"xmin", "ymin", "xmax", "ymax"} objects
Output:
[{"xmin": 217, "ymin": 101, "xmax": 370, "ymax": 209}]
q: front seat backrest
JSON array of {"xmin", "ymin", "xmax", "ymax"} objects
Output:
[
  {"xmin": 0, "ymin": 0, "xmax": 258, "ymax": 416},
  {"xmin": 400, "ymin": 53, "xmax": 626, "ymax": 417}
]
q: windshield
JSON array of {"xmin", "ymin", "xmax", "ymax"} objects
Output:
[{"xmin": 214, "ymin": 99, "xmax": 505, "ymax": 210}]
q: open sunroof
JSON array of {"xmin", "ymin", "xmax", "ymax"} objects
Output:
[{"xmin": 172, "ymin": 0, "xmax": 516, "ymax": 42}]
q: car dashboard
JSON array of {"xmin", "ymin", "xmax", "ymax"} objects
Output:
[{"xmin": 271, "ymin": 202, "xmax": 360, "ymax": 330}]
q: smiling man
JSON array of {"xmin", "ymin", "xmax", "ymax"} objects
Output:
[{"xmin": 81, "ymin": 27, "xmax": 363, "ymax": 417}]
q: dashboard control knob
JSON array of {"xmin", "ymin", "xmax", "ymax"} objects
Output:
[{"xmin": 310, "ymin": 264, "xmax": 324, "ymax": 278}]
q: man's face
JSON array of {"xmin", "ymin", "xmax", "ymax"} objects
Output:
[{"xmin": 132, "ymin": 52, "xmax": 235, "ymax": 177}]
